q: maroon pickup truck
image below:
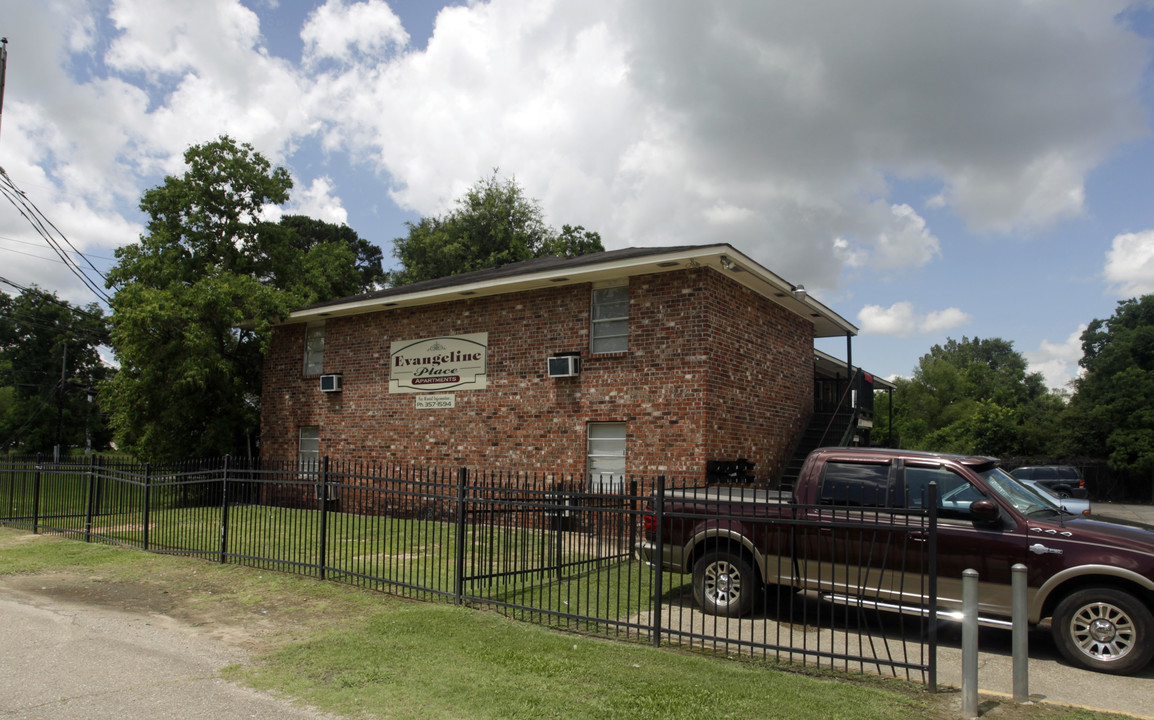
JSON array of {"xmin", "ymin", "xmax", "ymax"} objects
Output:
[{"xmin": 639, "ymin": 447, "xmax": 1154, "ymax": 675}]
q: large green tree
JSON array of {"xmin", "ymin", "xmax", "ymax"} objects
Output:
[
  {"xmin": 0, "ymin": 288, "xmax": 111, "ymax": 454},
  {"xmin": 882, "ymin": 336, "xmax": 1064, "ymax": 456},
  {"xmin": 385, "ymin": 172, "xmax": 604, "ymax": 286},
  {"xmin": 1065, "ymin": 296, "xmax": 1154, "ymax": 473},
  {"xmin": 274, "ymin": 214, "xmax": 386, "ymax": 292},
  {"xmin": 104, "ymin": 136, "xmax": 380, "ymax": 461}
]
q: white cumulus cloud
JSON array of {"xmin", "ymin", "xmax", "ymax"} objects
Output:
[
  {"xmin": 1104, "ymin": 230, "xmax": 1154, "ymax": 298},
  {"xmin": 835, "ymin": 203, "xmax": 940, "ymax": 271},
  {"xmin": 302, "ymin": 0, "xmax": 410, "ymax": 68},
  {"xmin": 0, "ymin": 0, "xmax": 1149, "ymax": 306},
  {"xmin": 858, "ymin": 301, "xmax": 971, "ymax": 337},
  {"xmin": 1025, "ymin": 325, "xmax": 1087, "ymax": 392}
]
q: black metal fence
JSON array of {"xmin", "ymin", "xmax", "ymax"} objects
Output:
[{"xmin": 0, "ymin": 455, "xmax": 936, "ymax": 684}]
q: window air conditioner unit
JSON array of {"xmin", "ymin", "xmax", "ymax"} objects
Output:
[
  {"xmin": 547, "ymin": 355, "xmax": 581, "ymax": 378},
  {"xmin": 319, "ymin": 374, "xmax": 343, "ymax": 392}
]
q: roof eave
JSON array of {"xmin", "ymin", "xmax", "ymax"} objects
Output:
[{"xmin": 285, "ymin": 244, "xmax": 857, "ymax": 339}]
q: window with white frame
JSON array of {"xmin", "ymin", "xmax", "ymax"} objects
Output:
[
  {"xmin": 298, "ymin": 426, "xmax": 320, "ymax": 473},
  {"xmin": 587, "ymin": 422, "xmax": 626, "ymax": 492},
  {"xmin": 591, "ymin": 285, "xmax": 628, "ymax": 354},
  {"xmin": 304, "ymin": 323, "xmax": 325, "ymax": 376}
]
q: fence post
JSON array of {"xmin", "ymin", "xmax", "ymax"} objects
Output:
[
  {"xmin": 142, "ymin": 462, "xmax": 151, "ymax": 551},
  {"xmin": 91, "ymin": 453, "xmax": 103, "ymax": 521},
  {"xmin": 652, "ymin": 476, "xmax": 665, "ymax": 649},
  {"xmin": 84, "ymin": 454, "xmax": 96, "ymax": 542},
  {"xmin": 455, "ymin": 467, "xmax": 468, "ymax": 605},
  {"xmin": 219, "ymin": 455, "xmax": 231, "ymax": 564},
  {"xmin": 628, "ymin": 479, "xmax": 638, "ymax": 558},
  {"xmin": 318, "ymin": 456, "xmax": 329, "ymax": 581},
  {"xmin": 553, "ymin": 482, "xmax": 565, "ymax": 580},
  {"xmin": 927, "ymin": 481, "xmax": 939, "ymax": 692},
  {"xmin": 32, "ymin": 458, "xmax": 42, "ymax": 534}
]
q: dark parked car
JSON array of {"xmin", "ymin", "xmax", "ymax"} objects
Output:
[{"xmin": 1011, "ymin": 465, "xmax": 1086, "ymax": 499}]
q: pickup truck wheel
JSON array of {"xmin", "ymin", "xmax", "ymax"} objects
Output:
[
  {"xmin": 1051, "ymin": 588, "xmax": 1154, "ymax": 675},
  {"xmin": 693, "ymin": 552, "xmax": 756, "ymax": 617}
]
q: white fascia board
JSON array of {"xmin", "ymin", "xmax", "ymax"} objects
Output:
[{"xmin": 714, "ymin": 246, "xmax": 858, "ymax": 338}]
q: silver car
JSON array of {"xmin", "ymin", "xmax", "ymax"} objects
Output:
[{"xmin": 1016, "ymin": 477, "xmax": 1091, "ymax": 516}]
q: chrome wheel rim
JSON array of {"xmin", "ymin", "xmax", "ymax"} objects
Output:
[
  {"xmin": 1069, "ymin": 601, "xmax": 1136, "ymax": 662},
  {"xmin": 704, "ymin": 560, "xmax": 743, "ymax": 607}
]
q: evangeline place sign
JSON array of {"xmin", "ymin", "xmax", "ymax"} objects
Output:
[{"xmin": 389, "ymin": 333, "xmax": 488, "ymax": 394}]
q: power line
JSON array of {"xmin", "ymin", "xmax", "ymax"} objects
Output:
[
  {"xmin": 0, "ymin": 232, "xmax": 117, "ymax": 261},
  {"xmin": 0, "ymin": 167, "xmax": 112, "ymax": 304},
  {"xmin": 0, "ymin": 275, "xmax": 108, "ymax": 326}
]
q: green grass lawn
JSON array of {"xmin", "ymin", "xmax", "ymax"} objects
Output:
[{"xmin": 0, "ymin": 526, "xmax": 1113, "ymax": 720}]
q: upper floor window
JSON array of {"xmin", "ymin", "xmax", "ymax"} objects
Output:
[
  {"xmin": 591, "ymin": 285, "xmax": 628, "ymax": 354},
  {"xmin": 304, "ymin": 323, "xmax": 325, "ymax": 376}
]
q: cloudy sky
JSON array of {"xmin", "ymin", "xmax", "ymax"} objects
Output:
[{"xmin": 2, "ymin": 0, "xmax": 1154, "ymax": 390}]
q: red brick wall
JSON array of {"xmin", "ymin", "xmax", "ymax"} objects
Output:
[
  {"xmin": 260, "ymin": 267, "xmax": 813, "ymax": 482},
  {"xmin": 698, "ymin": 272, "xmax": 813, "ymax": 480}
]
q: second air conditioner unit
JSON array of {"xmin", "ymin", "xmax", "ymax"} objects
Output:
[{"xmin": 547, "ymin": 355, "xmax": 581, "ymax": 378}]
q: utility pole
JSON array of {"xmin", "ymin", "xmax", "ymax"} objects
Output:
[
  {"xmin": 55, "ymin": 342, "xmax": 66, "ymax": 462},
  {"xmin": 0, "ymin": 38, "xmax": 8, "ymax": 145}
]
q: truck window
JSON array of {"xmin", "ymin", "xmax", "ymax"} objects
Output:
[
  {"xmin": 903, "ymin": 465, "xmax": 987, "ymax": 521},
  {"xmin": 818, "ymin": 462, "xmax": 892, "ymax": 507}
]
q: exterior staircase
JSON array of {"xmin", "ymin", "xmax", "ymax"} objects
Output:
[{"xmin": 776, "ymin": 407, "xmax": 856, "ymax": 490}]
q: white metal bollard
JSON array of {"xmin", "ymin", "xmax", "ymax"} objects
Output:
[
  {"xmin": 962, "ymin": 568, "xmax": 979, "ymax": 719},
  {"xmin": 1012, "ymin": 563, "xmax": 1029, "ymax": 702}
]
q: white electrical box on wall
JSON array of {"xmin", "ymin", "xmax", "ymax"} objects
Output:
[{"xmin": 547, "ymin": 356, "xmax": 581, "ymax": 378}]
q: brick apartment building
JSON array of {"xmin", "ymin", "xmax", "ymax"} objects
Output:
[{"xmin": 259, "ymin": 244, "xmax": 870, "ymax": 486}]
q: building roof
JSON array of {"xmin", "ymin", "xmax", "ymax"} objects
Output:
[{"xmin": 288, "ymin": 244, "xmax": 858, "ymax": 339}]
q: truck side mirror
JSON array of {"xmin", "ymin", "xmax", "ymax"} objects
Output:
[{"xmin": 969, "ymin": 500, "xmax": 1000, "ymax": 524}]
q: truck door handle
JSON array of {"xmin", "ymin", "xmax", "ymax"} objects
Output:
[
  {"xmin": 1029, "ymin": 543, "xmax": 1063, "ymax": 556},
  {"xmin": 908, "ymin": 531, "xmax": 927, "ymax": 542}
]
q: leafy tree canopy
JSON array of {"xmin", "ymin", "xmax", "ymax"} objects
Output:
[
  {"xmin": 103, "ymin": 136, "xmax": 380, "ymax": 462},
  {"xmin": 1066, "ymin": 296, "xmax": 1154, "ymax": 473},
  {"xmin": 385, "ymin": 172, "xmax": 604, "ymax": 286},
  {"xmin": 274, "ymin": 214, "xmax": 386, "ymax": 293},
  {"xmin": 883, "ymin": 336, "xmax": 1064, "ymax": 456},
  {"xmin": 0, "ymin": 287, "xmax": 111, "ymax": 454}
]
